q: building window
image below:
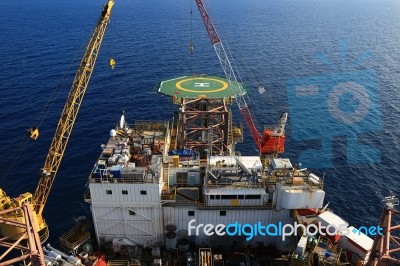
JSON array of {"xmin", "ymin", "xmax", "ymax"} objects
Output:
[
  {"xmin": 245, "ymin": 195, "xmax": 261, "ymax": 199},
  {"xmin": 216, "ymin": 195, "xmax": 220, "ymax": 200},
  {"xmin": 188, "ymin": 211, "xmax": 195, "ymax": 216},
  {"xmin": 129, "ymin": 210, "xmax": 136, "ymax": 215},
  {"xmin": 176, "ymin": 172, "xmax": 188, "ymax": 184},
  {"xmin": 220, "ymin": 211, "xmax": 226, "ymax": 216},
  {"xmin": 140, "ymin": 190, "xmax": 147, "ymax": 195},
  {"xmin": 106, "ymin": 190, "xmax": 112, "ymax": 195},
  {"xmin": 122, "ymin": 190, "xmax": 128, "ymax": 195},
  {"xmin": 238, "ymin": 195, "xmax": 244, "ymax": 199},
  {"xmin": 221, "ymin": 195, "xmax": 237, "ymax": 200},
  {"xmin": 210, "ymin": 195, "xmax": 215, "ymax": 199}
]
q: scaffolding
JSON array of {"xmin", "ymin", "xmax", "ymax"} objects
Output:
[
  {"xmin": 0, "ymin": 203, "xmax": 45, "ymax": 266},
  {"xmin": 178, "ymin": 97, "xmax": 229, "ymax": 155},
  {"xmin": 368, "ymin": 196, "xmax": 400, "ymax": 266}
]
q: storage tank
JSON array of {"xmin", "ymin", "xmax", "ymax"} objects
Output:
[
  {"xmin": 308, "ymin": 173, "xmax": 320, "ymax": 185},
  {"xmin": 166, "ymin": 224, "xmax": 177, "ymax": 232},
  {"xmin": 177, "ymin": 238, "xmax": 189, "ymax": 252},
  {"xmin": 277, "ymin": 188, "xmax": 325, "ymax": 209},
  {"xmin": 46, "ymin": 251, "xmax": 61, "ymax": 261},
  {"xmin": 177, "ymin": 229, "xmax": 188, "ymax": 239},
  {"xmin": 165, "ymin": 231, "xmax": 177, "ymax": 251}
]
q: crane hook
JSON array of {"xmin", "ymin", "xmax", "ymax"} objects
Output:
[
  {"xmin": 109, "ymin": 58, "xmax": 116, "ymax": 69},
  {"xmin": 27, "ymin": 127, "xmax": 39, "ymax": 141}
]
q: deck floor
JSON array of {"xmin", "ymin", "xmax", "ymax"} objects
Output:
[{"xmin": 158, "ymin": 76, "xmax": 244, "ymax": 99}]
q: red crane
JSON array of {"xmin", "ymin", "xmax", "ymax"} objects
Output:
[{"xmin": 193, "ymin": 0, "xmax": 287, "ymax": 155}]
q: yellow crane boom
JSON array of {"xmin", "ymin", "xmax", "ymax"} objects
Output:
[
  {"xmin": 33, "ymin": 0, "xmax": 114, "ymax": 217},
  {"xmin": 0, "ymin": 0, "xmax": 114, "ymax": 244}
]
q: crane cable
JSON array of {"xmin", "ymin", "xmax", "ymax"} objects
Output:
[
  {"xmin": 215, "ymin": 15, "xmax": 266, "ymax": 94},
  {"xmin": 34, "ymin": 7, "xmax": 112, "ymax": 129},
  {"xmin": 227, "ymin": 38, "xmax": 268, "ymax": 132},
  {"xmin": 108, "ymin": 7, "xmax": 116, "ymax": 70},
  {"xmin": 217, "ymin": 27, "xmax": 264, "ymax": 134},
  {"xmin": 226, "ymin": 36, "xmax": 266, "ymax": 94},
  {"xmin": 201, "ymin": 0, "xmax": 263, "ymax": 91},
  {"xmin": 202, "ymin": 2, "xmax": 263, "ymax": 139},
  {"xmin": 35, "ymin": 35, "xmax": 91, "ymax": 130},
  {"xmin": 189, "ymin": 0, "xmax": 194, "ymax": 75},
  {"xmin": 0, "ymin": 27, "xmax": 95, "ymax": 187},
  {"xmin": 0, "ymin": 139, "xmax": 30, "ymax": 186}
]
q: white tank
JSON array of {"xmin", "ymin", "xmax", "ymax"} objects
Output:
[
  {"xmin": 46, "ymin": 250, "xmax": 61, "ymax": 261},
  {"xmin": 120, "ymin": 114, "xmax": 125, "ymax": 129},
  {"xmin": 110, "ymin": 129, "xmax": 117, "ymax": 137},
  {"xmin": 277, "ymin": 188, "xmax": 325, "ymax": 209},
  {"xmin": 46, "ymin": 244, "xmax": 81, "ymax": 265},
  {"xmin": 308, "ymin": 173, "xmax": 320, "ymax": 185}
]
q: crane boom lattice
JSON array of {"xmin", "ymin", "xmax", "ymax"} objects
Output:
[
  {"xmin": 33, "ymin": 1, "xmax": 114, "ymax": 216},
  {"xmin": 194, "ymin": 0, "xmax": 263, "ymax": 151},
  {"xmin": 194, "ymin": 0, "xmax": 288, "ymax": 155},
  {"xmin": 0, "ymin": 2, "xmax": 115, "ymax": 261}
]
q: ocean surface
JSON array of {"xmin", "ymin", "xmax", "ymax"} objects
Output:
[{"xmin": 1, "ymin": 0, "xmax": 400, "ymax": 245}]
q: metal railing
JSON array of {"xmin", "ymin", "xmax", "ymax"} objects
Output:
[
  {"xmin": 134, "ymin": 120, "xmax": 168, "ymax": 131},
  {"xmin": 89, "ymin": 175, "xmax": 159, "ymax": 184},
  {"xmin": 160, "ymin": 196, "xmax": 274, "ymax": 210}
]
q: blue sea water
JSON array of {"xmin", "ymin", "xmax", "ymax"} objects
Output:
[{"xmin": 1, "ymin": 0, "xmax": 400, "ymax": 245}]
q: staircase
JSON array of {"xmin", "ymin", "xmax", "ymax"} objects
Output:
[
  {"xmin": 162, "ymin": 162, "xmax": 170, "ymax": 188},
  {"xmin": 227, "ymin": 108, "xmax": 233, "ymax": 149}
]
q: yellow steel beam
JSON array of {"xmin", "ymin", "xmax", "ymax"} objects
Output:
[{"xmin": 33, "ymin": 0, "xmax": 114, "ymax": 216}]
